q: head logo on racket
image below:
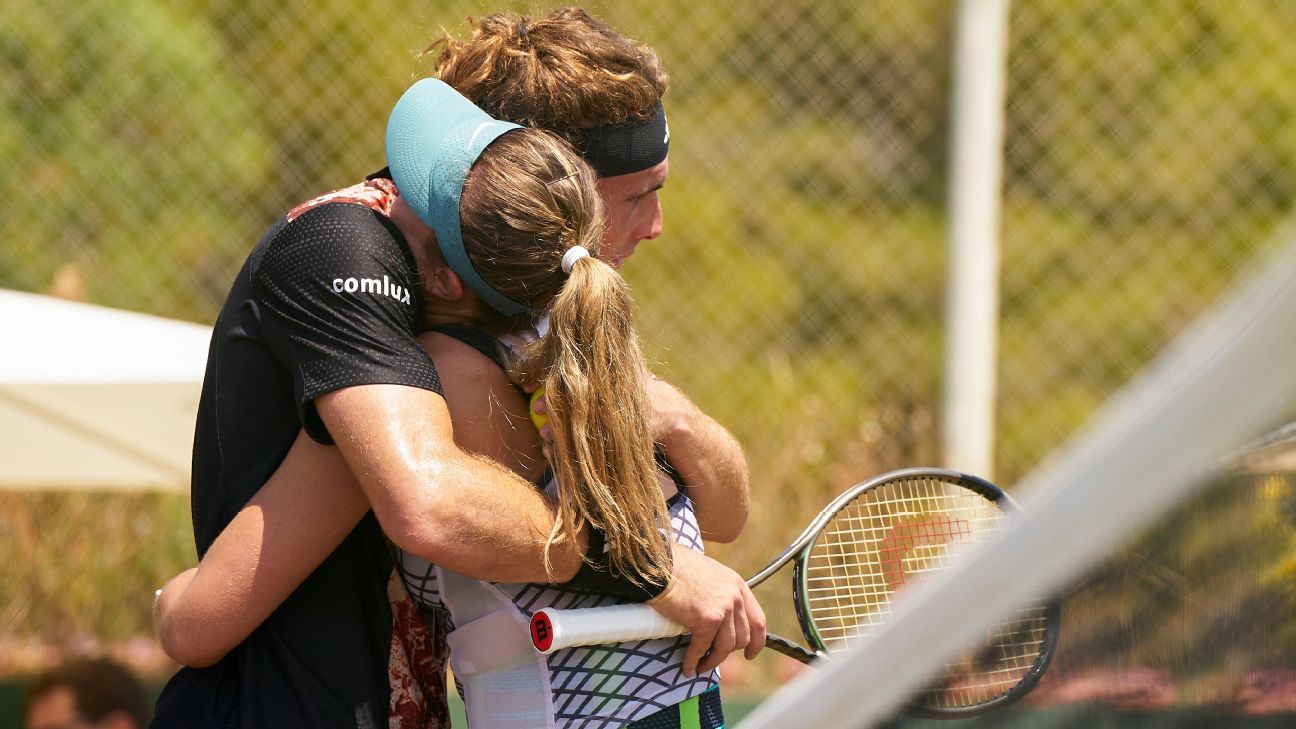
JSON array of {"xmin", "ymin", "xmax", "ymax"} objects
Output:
[
  {"xmin": 879, "ymin": 516, "xmax": 973, "ymax": 591},
  {"xmin": 530, "ymin": 611, "xmax": 555, "ymax": 653}
]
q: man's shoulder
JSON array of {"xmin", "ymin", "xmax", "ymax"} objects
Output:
[
  {"xmin": 252, "ymin": 187, "xmax": 415, "ymax": 288},
  {"xmin": 257, "ymin": 177, "xmax": 405, "ymax": 267}
]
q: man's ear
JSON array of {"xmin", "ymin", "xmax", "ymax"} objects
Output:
[{"xmin": 426, "ymin": 260, "xmax": 465, "ymax": 302}]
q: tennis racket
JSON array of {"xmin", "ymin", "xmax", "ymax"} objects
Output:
[{"xmin": 528, "ymin": 467, "xmax": 1060, "ymax": 719}]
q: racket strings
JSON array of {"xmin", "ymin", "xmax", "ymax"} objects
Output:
[
  {"xmin": 801, "ymin": 475, "xmax": 1052, "ymax": 709},
  {"xmin": 805, "ymin": 477, "xmax": 999, "ymax": 638},
  {"xmin": 924, "ymin": 603, "xmax": 1052, "ymax": 708}
]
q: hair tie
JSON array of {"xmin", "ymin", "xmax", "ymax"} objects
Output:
[{"xmin": 561, "ymin": 245, "xmax": 591, "ymax": 274}]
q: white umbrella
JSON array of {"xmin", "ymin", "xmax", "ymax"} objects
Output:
[{"xmin": 0, "ymin": 289, "xmax": 211, "ymax": 491}]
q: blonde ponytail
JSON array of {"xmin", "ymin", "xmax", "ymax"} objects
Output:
[
  {"xmin": 457, "ymin": 129, "xmax": 671, "ymax": 585},
  {"xmin": 522, "ymin": 258, "xmax": 671, "ymax": 586}
]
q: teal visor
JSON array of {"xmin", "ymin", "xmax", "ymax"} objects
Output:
[{"xmin": 385, "ymin": 78, "xmax": 528, "ymax": 315}]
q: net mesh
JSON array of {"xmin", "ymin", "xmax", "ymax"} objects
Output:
[{"xmin": 1034, "ymin": 438, "xmax": 1296, "ymax": 716}]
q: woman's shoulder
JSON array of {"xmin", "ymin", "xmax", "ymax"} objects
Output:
[
  {"xmin": 417, "ymin": 328, "xmax": 515, "ymax": 397},
  {"xmin": 425, "ymin": 322, "xmax": 505, "ymax": 368},
  {"xmin": 418, "ymin": 328, "xmax": 545, "ymax": 480}
]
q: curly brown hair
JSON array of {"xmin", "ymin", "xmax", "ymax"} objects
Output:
[{"xmin": 421, "ymin": 8, "xmax": 668, "ymax": 148}]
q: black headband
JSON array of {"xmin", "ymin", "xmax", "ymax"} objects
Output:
[{"xmin": 573, "ymin": 102, "xmax": 669, "ymax": 178}]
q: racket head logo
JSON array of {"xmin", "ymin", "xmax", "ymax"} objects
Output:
[
  {"xmin": 530, "ymin": 611, "xmax": 554, "ymax": 652},
  {"xmin": 879, "ymin": 515, "xmax": 972, "ymax": 591}
]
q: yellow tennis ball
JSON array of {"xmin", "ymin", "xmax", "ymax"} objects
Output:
[{"xmin": 529, "ymin": 386, "xmax": 549, "ymax": 431}]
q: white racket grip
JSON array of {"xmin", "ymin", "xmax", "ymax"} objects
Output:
[{"xmin": 530, "ymin": 604, "xmax": 686, "ymax": 654}]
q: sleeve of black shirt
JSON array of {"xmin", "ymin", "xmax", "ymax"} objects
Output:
[{"xmin": 250, "ymin": 204, "xmax": 443, "ymax": 443}]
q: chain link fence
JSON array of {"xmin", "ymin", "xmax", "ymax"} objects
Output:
[
  {"xmin": 998, "ymin": 1, "xmax": 1296, "ymax": 480},
  {"xmin": 4, "ymin": 0, "xmax": 1296, "ymax": 692}
]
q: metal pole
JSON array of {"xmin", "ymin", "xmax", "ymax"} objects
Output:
[{"xmin": 941, "ymin": 0, "xmax": 1012, "ymax": 479}]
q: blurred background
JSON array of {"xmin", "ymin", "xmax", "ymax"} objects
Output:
[{"xmin": 4, "ymin": 1, "xmax": 1296, "ymax": 725}]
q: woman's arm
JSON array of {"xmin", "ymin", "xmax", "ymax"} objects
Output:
[
  {"xmin": 422, "ymin": 332, "xmax": 546, "ymax": 485},
  {"xmin": 155, "ymin": 332, "xmax": 552, "ymax": 667},
  {"xmin": 155, "ymin": 432, "xmax": 370, "ymax": 666}
]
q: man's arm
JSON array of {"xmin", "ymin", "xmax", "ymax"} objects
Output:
[
  {"xmin": 642, "ymin": 379, "xmax": 765, "ymax": 671},
  {"xmin": 316, "ymin": 383, "xmax": 582, "ymax": 579},
  {"xmin": 329, "ymin": 339, "xmax": 764, "ymax": 676},
  {"xmin": 156, "ymin": 332, "xmax": 578, "ymax": 668},
  {"xmin": 646, "ymin": 376, "xmax": 750, "ymax": 543},
  {"xmin": 531, "ymin": 374, "xmax": 751, "ymax": 542}
]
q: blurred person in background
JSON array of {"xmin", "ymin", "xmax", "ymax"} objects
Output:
[
  {"xmin": 151, "ymin": 62, "xmax": 760, "ymax": 728},
  {"xmin": 24, "ymin": 657, "xmax": 150, "ymax": 729}
]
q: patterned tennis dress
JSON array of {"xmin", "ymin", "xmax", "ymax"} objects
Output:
[{"xmin": 398, "ymin": 471, "xmax": 720, "ymax": 728}]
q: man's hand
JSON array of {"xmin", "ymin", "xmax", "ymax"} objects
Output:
[{"xmin": 648, "ymin": 547, "xmax": 766, "ymax": 675}]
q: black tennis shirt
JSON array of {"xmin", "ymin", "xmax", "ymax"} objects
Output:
[{"xmin": 152, "ymin": 200, "xmax": 442, "ymax": 729}]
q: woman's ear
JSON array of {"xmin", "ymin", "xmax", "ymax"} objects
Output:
[{"xmin": 426, "ymin": 259, "xmax": 465, "ymax": 302}]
